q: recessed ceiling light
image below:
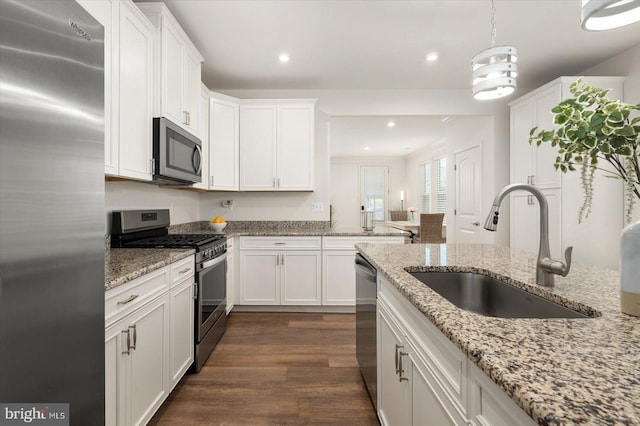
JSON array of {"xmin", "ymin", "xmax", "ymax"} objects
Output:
[
  {"xmin": 364, "ymin": 146, "xmax": 370, "ymax": 151},
  {"xmin": 426, "ymin": 52, "xmax": 439, "ymax": 62},
  {"xmin": 278, "ymin": 53, "xmax": 290, "ymax": 63},
  {"xmin": 387, "ymin": 121, "xmax": 395, "ymax": 128},
  {"xmin": 403, "ymin": 146, "xmax": 412, "ymax": 151}
]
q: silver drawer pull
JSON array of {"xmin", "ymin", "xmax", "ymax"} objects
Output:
[
  {"xmin": 274, "ymin": 242, "xmax": 286, "ymax": 245},
  {"xmin": 117, "ymin": 294, "xmax": 139, "ymax": 305},
  {"xmin": 129, "ymin": 325, "xmax": 137, "ymax": 350},
  {"xmin": 178, "ymin": 267, "xmax": 191, "ymax": 274},
  {"xmin": 122, "ymin": 329, "xmax": 131, "ymax": 355}
]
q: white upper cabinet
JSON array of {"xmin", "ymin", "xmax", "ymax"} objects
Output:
[
  {"xmin": 209, "ymin": 93, "xmax": 240, "ymax": 191},
  {"xmin": 240, "ymin": 100, "xmax": 315, "ymax": 191},
  {"xmin": 80, "ymin": 0, "xmax": 154, "ymax": 181},
  {"xmin": 138, "ymin": 3, "xmax": 204, "ymax": 138},
  {"xmin": 192, "ymin": 84, "xmax": 210, "ymax": 190}
]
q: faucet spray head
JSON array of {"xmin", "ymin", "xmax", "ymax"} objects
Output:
[{"xmin": 484, "ymin": 206, "xmax": 500, "ymax": 231}]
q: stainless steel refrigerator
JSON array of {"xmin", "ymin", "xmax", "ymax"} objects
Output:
[{"xmin": 0, "ymin": 0, "xmax": 105, "ymax": 424}]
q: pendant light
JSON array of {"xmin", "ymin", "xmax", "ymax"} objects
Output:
[
  {"xmin": 471, "ymin": 0, "xmax": 517, "ymax": 100},
  {"xmin": 581, "ymin": 0, "xmax": 640, "ymax": 31}
]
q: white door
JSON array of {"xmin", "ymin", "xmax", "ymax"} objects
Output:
[
  {"xmin": 183, "ymin": 47, "xmax": 201, "ymax": 135},
  {"xmin": 454, "ymin": 146, "xmax": 482, "ymax": 244},
  {"xmin": 210, "ymin": 96, "xmax": 240, "ymax": 191},
  {"xmin": 239, "ymin": 105, "xmax": 277, "ymax": 190},
  {"xmin": 169, "ymin": 279, "xmax": 193, "ymax": 390},
  {"xmin": 360, "ymin": 166, "xmax": 389, "ymax": 223},
  {"xmin": 322, "ymin": 251, "xmax": 356, "ymax": 305},
  {"xmin": 240, "ymin": 251, "xmax": 279, "ymax": 304},
  {"xmin": 277, "ymin": 104, "xmax": 314, "ymax": 190},
  {"xmin": 162, "ymin": 22, "xmax": 184, "ymax": 126}
]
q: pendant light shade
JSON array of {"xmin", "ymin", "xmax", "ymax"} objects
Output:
[
  {"xmin": 471, "ymin": 0, "xmax": 518, "ymax": 100},
  {"xmin": 472, "ymin": 46, "xmax": 517, "ymax": 100},
  {"xmin": 581, "ymin": 0, "xmax": 640, "ymax": 31}
]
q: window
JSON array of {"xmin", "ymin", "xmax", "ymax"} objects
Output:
[
  {"xmin": 419, "ymin": 157, "xmax": 447, "ymax": 223},
  {"xmin": 420, "ymin": 163, "xmax": 431, "ymax": 214},
  {"xmin": 360, "ymin": 166, "xmax": 388, "ymax": 221}
]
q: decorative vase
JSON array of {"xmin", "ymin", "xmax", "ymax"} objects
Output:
[
  {"xmin": 620, "ymin": 219, "xmax": 640, "ymax": 317},
  {"xmin": 410, "ymin": 212, "xmax": 415, "ymax": 222}
]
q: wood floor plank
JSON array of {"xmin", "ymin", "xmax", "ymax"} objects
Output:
[{"xmin": 149, "ymin": 312, "xmax": 379, "ymax": 425}]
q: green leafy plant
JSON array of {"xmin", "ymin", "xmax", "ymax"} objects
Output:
[{"xmin": 529, "ymin": 77, "xmax": 640, "ymax": 223}]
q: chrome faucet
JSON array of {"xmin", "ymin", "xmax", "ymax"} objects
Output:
[{"xmin": 484, "ymin": 184, "xmax": 572, "ymax": 286}]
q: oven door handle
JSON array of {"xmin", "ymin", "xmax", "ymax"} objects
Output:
[{"xmin": 201, "ymin": 253, "xmax": 228, "ymax": 270}]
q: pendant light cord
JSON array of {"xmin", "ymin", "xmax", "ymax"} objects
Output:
[{"xmin": 491, "ymin": 0, "xmax": 497, "ymax": 48}]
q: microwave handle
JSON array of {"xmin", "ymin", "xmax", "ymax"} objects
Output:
[{"xmin": 193, "ymin": 145, "xmax": 202, "ymax": 175}]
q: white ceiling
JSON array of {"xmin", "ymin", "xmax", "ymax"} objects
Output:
[
  {"xmin": 330, "ymin": 116, "xmax": 447, "ymax": 157},
  {"xmin": 138, "ymin": 0, "xmax": 640, "ymax": 157}
]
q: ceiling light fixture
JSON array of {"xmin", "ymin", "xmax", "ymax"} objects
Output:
[
  {"xmin": 426, "ymin": 52, "xmax": 439, "ymax": 62},
  {"xmin": 278, "ymin": 53, "xmax": 290, "ymax": 63},
  {"xmin": 471, "ymin": 0, "xmax": 517, "ymax": 100},
  {"xmin": 387, "ymin": 121, "xmax": 395, "ymax": 127},
  {"xmin": 581, "ymin": 0, "xmax": 640, "ymax": 31}
]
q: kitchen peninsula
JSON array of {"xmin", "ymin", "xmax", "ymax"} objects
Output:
[{"xmin": 357, "ymin": 242, "xmax": 640, "ymax": 425}]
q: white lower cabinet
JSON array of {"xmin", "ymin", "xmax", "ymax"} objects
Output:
[
  {"xmin": 239, "ymin": 237, "xmax": 322, "ymax": 306},
  {"xmin": 377, "ymin": 275, "xmax": 535, "ymax": 426},
  {"xmin": 322, "ymin": 236, "xmax": 404, "ymax": 306},
  {"xmin": 169, "ymin": 278, "xmax": 194, "ymax": 389},
  {"xmin": 105, "ymin": 256, "xmax": 194, "ymax": 425}
]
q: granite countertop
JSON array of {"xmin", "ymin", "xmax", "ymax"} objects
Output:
[
  {"xmin": 187, "ymin": 225, "xmax": 408, "ymax": 238},
  {"xmin": 355, "ymin": 243, "xmax": 640, "ymax": 425},
  {"xmin": 105, "ymin": 248, "xmax": 194, "ymax": 290}
]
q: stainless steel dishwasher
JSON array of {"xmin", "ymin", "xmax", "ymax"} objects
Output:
[{"xmin": 355, "ymin": 253, "xmax": 378, "ymax": 410}]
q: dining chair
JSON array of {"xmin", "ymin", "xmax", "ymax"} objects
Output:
[
  {"xmin": 417, "ymin": 213, "xmax": 446, "ymax": 243},
  {"xmin": 389, "ymin": 210, "xmax": 408, "ymax": 221}
]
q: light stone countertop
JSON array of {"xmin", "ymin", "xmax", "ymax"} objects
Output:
[
  {"xmin": 105, "ymin": 224, "xmax": 403, "ymax": 291},
  {"xmin": 105, "ymin": 248, "xmax": 194, "ymax": 290},
  {"xmin": 355, "ymin": 243, "xmax": 640, "ymax": 425}
]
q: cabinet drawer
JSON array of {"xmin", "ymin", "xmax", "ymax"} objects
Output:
[
  {"xmin": 170, "ymin": 256, "xmax": 194, "ymax": 287},
  {"xmin": 240, "ymin": 236, "xmax": 321, "ymax": 250},
  {"xmin": 105, "ymin": 267, "xmax": 169, "ymax": 327},
  {"xmin": 323, "ymin": 236, "xmax": 404, "ymax": 250}
]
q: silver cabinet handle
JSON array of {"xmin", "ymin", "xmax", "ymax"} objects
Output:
[
  {"xmin": 117, "ymin": 294, "xmax": 139, "ymax": 305},
  {"xmin": 471, "ymin": 221, "xmax": 480, "ymax": 226},
  {"xmin": 528, "ymin": 195, "xmax": 534, "ymax": 205},
  {"xmin": 395, "ymin": 344, "xmax": 402, "ymax": 374},
  {"xmin": 274, "ymin": 242, "xmax": 286, "ymax": 245},
  {"xmin": 122, "ymin": 329, "xmax": 131, "ymax": 355},
  {"xmin": 178, "ymin": 267, "xmax": 191, "ymax": 274},
  {"xmin": 273, "ymin": 177, "xmax": 276, "ymax": 188},
  {"xmin": 398, "ymin": 351, "xmax": 409, "ymax": 382},
  {"xmin": 193, "ymin": 282, "xmax": 198, "ymax": 300},
  {"xmin": 187, "ymin": 111, "xmax": 191, "ymax": 125},
  {"xmin": 183, "ymin": 111, "xmax": 188, "ymax": 125},
  {"xmin": 277, "ymin": 177, "xmax": 280, "ymax": 188},
  {"xmin": 281, "ymin": 254, "xmax": 284, "ymax": 266},
  {"xmin": 210, "ymin": 176, "xmax": 214, "ymax": 187},
  {"xmin": 129, "ymin": 325, "xmax": 137, "ymax": 350}
]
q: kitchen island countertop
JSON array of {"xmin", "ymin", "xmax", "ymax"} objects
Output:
[
  {"xmin": 356, "ymin": 242, "xmax": 640, "ymax": 425},
  {"xmin": 105, "ymin": 248, "xmax": 194, "ymax": 290}
]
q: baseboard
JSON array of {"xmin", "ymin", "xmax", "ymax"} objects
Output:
[{"xmin": 231, "ymin": 305, "xmax": 355, "ymax": 313}]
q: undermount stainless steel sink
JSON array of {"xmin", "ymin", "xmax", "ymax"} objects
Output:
[{"xmin": 409, "ymin": 272, "xmax": 589, "ymax": 319}]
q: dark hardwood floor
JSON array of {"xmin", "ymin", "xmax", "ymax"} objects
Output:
[{"xmin": 149, "ymin": 312, "xmax": 379, "ymax": 425}]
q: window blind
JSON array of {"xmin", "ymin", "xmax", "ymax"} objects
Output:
[
  {"xmin": 435, "ymin": 157, "xmax": 447, "ymax": 223},
  {"xmin": 421, "ymin": 163, "xmax": 431, "ymax": 214}
]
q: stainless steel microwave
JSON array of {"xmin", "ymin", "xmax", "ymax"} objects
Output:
[{"xmin": 152, "ymin": 117, "xmax": 202, "ymax": 185}]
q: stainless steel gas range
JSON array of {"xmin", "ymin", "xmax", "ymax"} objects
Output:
[{"xmin": 111, "ymin": 209, "xmax": 226, "ymax": 372}]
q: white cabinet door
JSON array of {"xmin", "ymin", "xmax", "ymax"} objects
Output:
[
  {"xmin": 276, "ymin": 104, "xmax": 314, "ymax": 191},
  {"xmin": 169, "ymin": 279, "xmax": 194, "ymax": 390},
  {"xmin": 226, "ymin": 239, "xmax": 235, "ymax": 313},
  {"xmin": 104, "ymin": 320, "xmax": 124, "ymax": 426},
  {"xmin": 378, "ymin": 306, "xmax": 410, "ymax": 426},
  {"xmin": 281, "ymin": 251, "xmax": 321, "ymax": 305},
  {"xmin": 322, "ymin": 251, "xmax": 356, "ymax": 305},
  {"xmin": 509, "ymin": 101, "xmax": 533, "ymax": 186},
  {"xmin": 510, "ymin": 189, "xmax": 562, "ymax": 259},
  {"xmin": 409, "ymin": 350, "xmax": 457, "ymax": 426},
  {"xmin": 118, "ymin": 0, "xmax": 153, "ymax": 181},
  {"xmin": 128, "ymin": 295, "xmax": 169, "ymax": 426},
  {"xmin": 161, "ymin": 21, "xmax": 184, "ymax": 126},
  {"xmin": 240, "ymin": 105, "xmax": 277, "ymax": 190},
  {"xmin": 183, "ymin": 47, "xmax": 201, "ymax": 136},
  {"xmin": 210, "ymin": 95, "xmax": 240, "ymax": 191},
  {"xmin": 533, "ymin": 84, "xmax": 562, "ymax": 189},
  {"xmin": 240, "ymin": 251, "xmax": 280, "ymax": 304},
  {"xmin": 77, "ymin": 0, "xmax": 118, "ymax": 176}
]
